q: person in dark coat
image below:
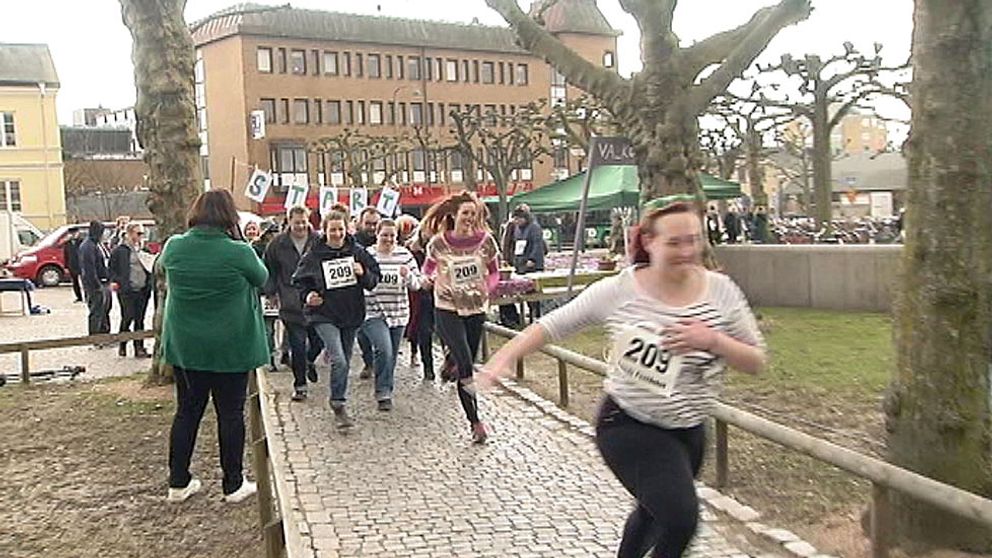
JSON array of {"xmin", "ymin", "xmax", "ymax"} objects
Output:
[
  {"xmin": 292, "ymin": 208, "xmax": 380, "ymax": 429},
  {"xmin": 108, "ymin": 222, "xmax": 152, "ymax": 358},
  {"xmin": 723, "ymin": 207, "xmax": 741, "ymax": 244},
  {"xmin": 353, "ymin": 207, "xmax": 381, "ymax": 379},
  {"xmin": 62, "ymin": 230, "xmax": 84, "ymax": 302},
  {"xmin": 263, "ymin": 206, "xmax": 324, "ymax": 400},
  {"xmin": 79, "ymin": 220, "xmax": 112, "ymax": 338},
  {"xmin": 510, "ymin": 206, "xmax": 545, "ymax": 320}
]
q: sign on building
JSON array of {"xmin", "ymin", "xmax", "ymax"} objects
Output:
[
  {"xmin": 376, "ymin": 186, "xmax": 401, "ymax": 217},
  {"xmin": 284, "ymin": 175, "xmax": 309, "ymax": 210},
  {"xmin": 244, "ymin": 168, "xmax": 272, "ymax": 203},
  {"xmin": 319, "ymin": 187, "xmax": 339, "ymax": 216},
  {"xmin": 249, "ymin": 110, "xmax": 266, "ymax": 140},
  {"xmin": 349, "ymin": 188, "xmax": 368, "ymax": 216}
]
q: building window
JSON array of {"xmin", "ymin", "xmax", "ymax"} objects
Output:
[
  {"xmin": 603, "ymin": 51, "xmax": 615, "ymax": 68},
  {"xmin": 436, "ymin": 58, "xmax": 444, "ymax": 82},
  {"xmin": 272, "ymin": 145, "xmax": 307, "ymax": 191},
  {"xmin": 314, "ymin": 99, "xmax": 323, "ymax": 124},
  {"xmin": 424, "ymin": 58, "xmax": 432, "ymax": 81},
  {"xmin": 293, "ymin": 99, "xmax": 309, "ymax": 124},
  {"xmin": 386, "ymin": 102, "xmax": 395, "ymax": 125},
  {"xmin": 326, "ymin": 100, "xmax": 341, "ymax": 124},
  {"xmin": 277, "ymin": 48, "xmax": 287, "ymax": 73},
  {"xmin": 0, "ymin": 112, "xmax": 15, "ymax": 147},
  {"xmin": 357, "ymin": 101, "xmax": 366, "ymax": 125},
  {"xmin": 462, "ymin": 60, "xmax": 470, "ymax": 83},
  {"xmin": 427, "ymin": 103, "xmax": 435, "ymax": 126},
  {"xmin": 368, "ymin": 54, "xmax": 381, "ymax": 78},
  {"xmin": 279, "ymin": 99, "xmax": 290, "ymax": 124},
  {"xmin": 410, "ymin": 103, "xmax": 423, "ymax": 126},
  {"xmin": 355, "ymin": 53, "xmax": 364, "ymax": 78},
  {"xmin": 473, "ymin": 60, "xmax": 480, "ymax": 83},
  {"xmin": 446, "ymin": 59, "xmax": 459, "ymax": 82},
  {"xmin": 397, "ymin": 55, "xmax": 405, "ymax": 79},
  {"xmin": 311, "ymin": 49, "xmax": 320, "ymax": 75},
  {"xmin": 399, "ymin": 102, "xmax": 407, "ymax": 126},
  {"xmin": 507, "ymin": 61, "xmax": 515, "ymax": 85},
  {"xmin": 369, "ymin": 101, "xmax": 383, "ymax": 125},
  {"xmin": 324, "ymin": 51, "xmax": 338, "ymax": 75},
  {"xmin": 408, "ymin": 57, "xmax": 421, "ymax": 80},
  {"xmin": 516, "ymin": 64, "xmax": 529, "ymax": 85},
  {"xmin": 438, "ymin": 103, "xmax": 446, "ymax": 126},
  {"xmin": 345, "ymin": 101, "xmax": 354, "ymax": 125},
  {"xmin": 290, "ymin": 49, "xmax": 306, "ymax": 75},
  {"xmin": 484, "ymin": 104, "xmax": 497, "ymax": 126},
  {"xmin": 342, "ymin": 52, "xmax": 351, "ymax": 76},
  {"xmin": 385, "ymin": 55, "xmax": 393, "ymax": 79},
  {"xmin": 498, "ymin": 62, "xmax": 505, "ymax": 84},
  {"xmin": 260, "ymin": 99, "xmax": 276, "ymax": 124},
  {"xmin": 257, "ymin": 47, "xmax": 272, "ymax": 73},
  {"xmin": 1, "ymin": 180, "xmax": 21, "ymax": 211}
]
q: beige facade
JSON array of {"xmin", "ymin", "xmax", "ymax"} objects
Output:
[
  {"xmin": 833, "ymin": 112, "xmax": 889, "ymax": 155},
  {"xmin": 191, "ymin": 3, "xmax": 618, "ymax": 214}
]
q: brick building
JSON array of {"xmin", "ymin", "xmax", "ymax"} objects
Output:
[{"xmin": 190, "ymin": 1, "xmax": 618, "ymax": 215}]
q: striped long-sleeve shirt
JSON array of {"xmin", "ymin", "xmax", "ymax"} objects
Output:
[
  {"xmin": 364, "ymin": 245, "xmax": 423, "ymax": 328},
  {"xmin": 539, "ymin": 266, "xmax": 765, "ymax": 429}
]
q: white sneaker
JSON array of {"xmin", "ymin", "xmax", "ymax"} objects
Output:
[
  {"xmin": 166, "ymin": 478, "xmax": 202, "ymax": 503},
  {"xmin": 223, "ymin": 478, "xmax": 258, "ymax": 503}
]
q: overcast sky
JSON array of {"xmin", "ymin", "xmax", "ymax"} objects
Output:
[{"xmin": 4, "ymin": 0, "xmax": 913, "ymax": 126}]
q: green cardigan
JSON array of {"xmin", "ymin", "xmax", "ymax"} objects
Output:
[{"xmin": 159, "ymin": 226, "xmax": 270, "ymax": 372}]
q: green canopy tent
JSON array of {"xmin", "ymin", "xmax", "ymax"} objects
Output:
[{"xmin": 506, "ymin": 166, "xmax": 742, "ymax": 213}]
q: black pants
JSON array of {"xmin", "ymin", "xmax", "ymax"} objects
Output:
[
  {"xmin": 434, "ymin": 309, "xmax": 484, "ymax": 425},
  {"xmin": 85, "ymin": 285, "xmax": 111, "ymax": 336},
  {"xmin": 168, "ymin": 367, "xmax": 248, "ymax": 495},
  {"xmin": 118, "ymin": 289, "xmax": 150, "ymax": 351},
  {"xmin": 285, "ymin": 322, "xmax": 323, "ymax": 389},
  {"xmin": 595, "ymin": 397, "xmax": 705, "ymax": 558},
  {"xmin": 68, "ymin": 270, "xmax": 83, "ymax": 301},
  {"xmin": 415, "ymin": 294, "xmax": 436, "ymax": 375}
]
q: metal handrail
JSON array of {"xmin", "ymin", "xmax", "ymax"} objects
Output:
[{"xmin": 482, "ymin": 322, "xmax": 992, "ymax": 557}]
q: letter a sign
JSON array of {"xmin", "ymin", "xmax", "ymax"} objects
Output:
[
  {"xmin": 284, "ymin": 175, "xmax": 310, "ymax": 210},
  {"xmin": 319, "ymin": 186, "xmax": 339, "ymax": 216},
  {"xmin": 245, "ymin": 168, "xmax": 272, "ymax": 203}
]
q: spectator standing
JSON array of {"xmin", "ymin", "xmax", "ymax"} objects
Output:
[
  {"xmin": 63, "ymin": 230, "xmax": 84, "ymax": 302},
  {"xmin": 79, "ymin": 220, "xmax": 112, "ymax": 339},
  {"xmin": 108, "ymin": 222, "xmax": 152, "ymax": 358}
]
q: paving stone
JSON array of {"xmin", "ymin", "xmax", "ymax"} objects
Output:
[{"xmin": 783, "ymin": 541, "xmax": 819, "ymax": 557}]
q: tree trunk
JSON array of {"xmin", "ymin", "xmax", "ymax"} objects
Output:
[
  {"xmin": 811, "ymin": 92, "xmax": 832, "ymax": 229},
  {"xmin": 884, "ymin": 0, "xmax": 992, "ymax": 551},
  {"xmin": 120, "ymin": 0, "xmax": 203, "ymax": 385},
  {"xmin": 746, "ymin": 129, "xmax": 767, "ymax": 207},
  {"xmin": 632, "ymin": 105, "xmax": 704, "ymax": 204}
]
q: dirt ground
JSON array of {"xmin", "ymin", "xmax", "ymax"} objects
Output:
[{"xmin": 0, "ymin": 376, "xmax": 259, "ymax": 558}]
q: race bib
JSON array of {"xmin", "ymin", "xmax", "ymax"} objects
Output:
[
  {"xmin": 378, "ymin": 265, "xmax": 403, "ymax": 293},
  {"xmin": 262, "ymin": 296, "xmax": 279, "ymax": 318},
  {"xmin": 449, "ymin": 256, "xmax": 484, "ymax": 289},
  {"xmin": 609, "ymin": 323, "xmax": 683, "ymax": 397},
  {"xmin": 322, "ymin": 257, "xmax": 357, "ymax": 290},
  {"xmin": 514, "ymin": 239, "xmax": 527, "ymax": 256}
]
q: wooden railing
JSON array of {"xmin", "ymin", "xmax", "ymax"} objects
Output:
[
  {"xmin": 482, "ymin": 322, "xmax": 992, "ymax": 558},
  {"xmin": 0, "ymin": 330, "xmax": 156, "ymax": 383}
]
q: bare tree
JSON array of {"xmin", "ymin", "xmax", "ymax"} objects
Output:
[
  {"xmin": 309, "ymin": 130, "xmax": 411, "ymax": 192},
  {"xmin": 766, "ymin": 121, "xmax": 814, "ymax": 213},
  {"xmin": 745, "ymin": 43, "xmax": 908, "ymax": 227},
  {"xmin": 485, "ymin": 0, "xmax": 812, "ymax": 202},
  {"xmin": 449, "ymin": 102, "xmax": 550, "ymax": 224},
  {"xmin": 698, "ymin": 125, "xmax": 743, "ymax": 181},
  {"xmin": 120, "ymin": 0, "xmax": 202, "ymax": 384},
  {"xmin": 64, "ymin": 159, "xmax": 147, "ymax": 221},
  {"xmin": 884, "ymin": 0, "xmax": 992, "ymax": 551}
]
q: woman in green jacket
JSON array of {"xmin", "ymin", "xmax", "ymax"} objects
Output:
[{"xmin": 159, "ymin": 190, "xmax": 270, "ymax": 504}]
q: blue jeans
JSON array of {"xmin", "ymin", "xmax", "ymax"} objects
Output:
[
  {"xmin": 286, "ymin": 322, "xmax": 323, "ymax": 390},
  {"xmin": 357, "ymin": 328, "xmax": 374, "ymax": 369},
  {"xmin": 361, "ymin": 317, "xmax": 404, "ymax": 401},
  {"xmin": 312, "ymin": 322, "xmax": 358, "ymax": 404}
]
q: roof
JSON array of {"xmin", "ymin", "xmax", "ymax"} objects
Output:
[
  {"xmin": 532, "ymin": 0, "xmax": 621, "ymax": 36},
  {"xmin": 191, "ymin": 4, "xmax": 527, "ymax": 54},
  {"xmin": 0, "ymin": 43, "xmax": 59, "ymax": 87},
  {"xmin": 832, "ymin": 151, "xmax": 907, "ymax": 192}
]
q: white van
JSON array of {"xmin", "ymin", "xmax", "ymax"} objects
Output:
[{"xmin": 0, "ymin": 213, "xmax": 43, "ymax": 265}]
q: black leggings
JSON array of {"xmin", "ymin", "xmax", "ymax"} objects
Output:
[
  {"xmin": 434, "ymin": 309, "xmax": 484, "ymax": 425},
  {"xmin": 595, "ymin": 396, "xmax": 706, "ymax": 558}
]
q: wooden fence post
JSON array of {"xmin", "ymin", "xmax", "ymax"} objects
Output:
[
  {"xmin": 871, "ymin": 483, "xmax": 891, "ymax": 558},
  {"xmin": 247, "ymin": 370, "xmax": 282, "ymax": 558},
  {"xmin": 20, "ymin": 345, "xmax": 29, "ymax": 384},
  {"xmin": 715, "ymin": 419, "xmax": 729, "ymax": 489},
  {"xmin": 515, "ymin": 358, "xmax": 525, "ymax": 380},
  {"xmin": 557, "ymin": 359, "xmax": 569, "ymax": 408}
]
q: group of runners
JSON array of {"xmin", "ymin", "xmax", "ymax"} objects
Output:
[{"xmin": 157, "ymin": 188, "xmax": 765, "ymax": 557}]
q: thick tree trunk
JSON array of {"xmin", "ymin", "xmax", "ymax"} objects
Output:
[
  {"xmin": 120, "ymin": 0, "xmax": 203, "ymax": 385},
  {"xmin": 811, "ymin": 94, "xmax": 832, "ymax": 229},
  {"xmin": 630, "ymin": 105, "xmax": 704, "ymax": 204},
  {"xmin": 746, "ymin": 130, "xmax": 767, "ymax": 207},
  {"xmin": 884, "ymin": 0, "xmax": 992, "ymax": 551}
]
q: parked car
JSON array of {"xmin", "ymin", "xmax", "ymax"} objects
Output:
[
  {"xmin": 4, "ymin": 220, "xmax": 160, "ymax": 287},
  {"xmin": 0, "ymin": 213, "xmax": 44, "ymax": 266}
]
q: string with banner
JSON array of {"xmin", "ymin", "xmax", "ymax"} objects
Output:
[
  {"xmin": 284, "ymin": 175, "xmax": 310, "ymax": 210},
  {"xmin": 245, "ymin": 167, "xmax": 273, "ymax": 203},
  {"xmin": 319, "ymin": 186, "xmax": 339, "ymax": 216},
  {"xmin": 349, "ymin": 188, "xmax": 368, "ymax": 216}
]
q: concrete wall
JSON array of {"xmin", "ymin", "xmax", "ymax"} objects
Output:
[{"xmin": 713, "ymin": 245, "xmax": 902, "ymax": 312}]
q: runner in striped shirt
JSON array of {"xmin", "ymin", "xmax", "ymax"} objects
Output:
[
  {"xmin": 362, "ymin": 219, "xmax": 423, "ymax": 411},
  {"xmin": 480, "ymin": 201, "xmax": 766, "ymax": 557}
]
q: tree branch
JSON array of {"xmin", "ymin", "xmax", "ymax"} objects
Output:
[
  {"xmin": 690, "ymin": 0, "xmax": 811, "ymax": 113},
  {"xmin": 485, "ymin": 0, "xmax": 627, "ymax": 105}
]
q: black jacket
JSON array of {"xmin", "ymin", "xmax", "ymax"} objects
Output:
[
  {"xmin": 79, "ymin": 238, "xmax": 109, "ymax": 291},
  {"xmin": 291, "ymin": 235, "xmax": 380, "ymax": 329},
  {"xmin": 262, "ymin": 231, "xmax": 320, "ymax": 326},
  {"xmin": 108, "ymin": 243, "xmax": 151, "ymax": 294},
  {"xmin": 354, "ymin": 230, "xmax": 376, "ymax": 248},
  {"xmin": 63, "ymin": 237, "xmax": 82, "ymax": 273},
  {"xmin": 511, "ymin": 221, "xmax": 545, "ymax": 274}
]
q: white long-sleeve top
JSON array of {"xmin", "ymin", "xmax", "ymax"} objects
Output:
[
  {"xmin": 364, "ymin": 245, "xmax": 422, "ymax": 328},
  {"xmin": 539, "ymin": 266, "xmax": 764, "ymax": 429}
]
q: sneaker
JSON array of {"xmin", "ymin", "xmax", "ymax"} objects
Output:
[
  {"xmin": 377, "ymin": 399, "xmax": 393, "ymax": 412},
  {"xmin": 118, "ymin": 344, "xmax": 127, "ymax": 357},
  {"xmin": 166, "ymin": 478, "xmax": 202, "ymax": 503},
  {"xmin": 332, "ymin": 404, "xmax": 355, "ymax": 429},
  {"xmin": 279, "ymin": 352, "xmax": 290, "ymax": 367},
  {"xmin": 223, "ymin": 478, "xmax": 257, "ymax": 504},
  {"xmin": 359, "ymin": 365, "xmax": 372, "ymax": 380},
  {"xmin": 306, "ymin": 363, "xmax": 318, "ymax": 383},
  {"xmin": 291, "ymin": 389, "xmax": 307, "ymax": 401},
  {"xmin": 471, "ymin": 422, "xmax": 489, "ymax": 445}
]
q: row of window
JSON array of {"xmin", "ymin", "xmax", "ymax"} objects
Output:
[
  {"xmin": 1, "ymin": 112, "xmax": 16, "ymax": 147},
  {"xmin": 257, "ymin": 47, "xmax": 530, "ymax": 86},
  {"xmin": 260, "ymin": 97, "xmax": 525, "ymax": 128},
  {"xmin": 1, "ymin": 180, "xmax": 21, "ymax": 211},
  {"xmin": 268, "ymin": 145, "xmax": 533, "ymax": 191}
]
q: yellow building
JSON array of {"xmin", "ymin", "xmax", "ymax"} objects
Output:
[{"xmin": 0, "ymin": 43, "xmax": 66, "ymax": 230}]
